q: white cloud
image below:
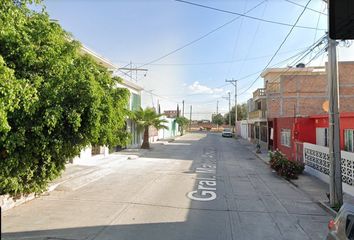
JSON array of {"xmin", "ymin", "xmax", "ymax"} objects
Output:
[{"xmin": 188, "ymin": 81, "xmax": 224, "ymax": 94}]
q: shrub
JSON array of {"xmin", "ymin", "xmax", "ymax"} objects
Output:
[
  {"xmin": 269, "ymin": 150, "xmax": 304, "ymax": 180},
  {"xmin": 0, "ymin": 0, "xmax": 130, "ymax": 195}
]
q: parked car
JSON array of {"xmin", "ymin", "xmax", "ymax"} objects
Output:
[
  {"xmin": 222, "ymin": 128, "xmax": 232, "ymax": 138},
  {"xmin": 326, "ymin": 203, "xmax": 354, "ymax": 240}
]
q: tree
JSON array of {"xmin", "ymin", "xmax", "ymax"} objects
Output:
[
  {"xmin": 0, "ymin": 0, "xmax": 130, "ymax": 195},
  {"xmin": 224, "ymin": 103, "xmax": 248, "ymax": 125},
  {"xmin": 175, "ymin": 116, "xmax": 189, "ymax": 136},
  {"xmin": 212, "ymin": 114, "xmax": 224, "ymax": 126},
  {"xmin": 133, "ymin": 107, "xmax": 168, "ymax": 149}
]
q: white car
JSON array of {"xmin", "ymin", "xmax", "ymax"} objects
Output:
[{"xmin": 222, "ymin": 128, "xmax": 232, "ymax": 138}]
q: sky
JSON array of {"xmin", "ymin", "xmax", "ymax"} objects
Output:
[{"xmin": 42, "ymin": 0, "xmax": 354, "ymax": 120}]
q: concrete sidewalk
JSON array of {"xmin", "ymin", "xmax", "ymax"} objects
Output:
[
  {"xmin": 1, "ymin": 151, "xmax": 135, "ymax": 211},
  {"xmin": 237, "ymin": 137, "xmax": 354, "ymax": 215}
]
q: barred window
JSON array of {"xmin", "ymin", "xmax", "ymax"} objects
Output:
[{"xmin": 281, "ymin": 129, "xmax": 291, "ymax": 147}]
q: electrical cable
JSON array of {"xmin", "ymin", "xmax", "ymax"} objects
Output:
[
  {"xmin": 284, "ymin": 0, "xmax": 327, "ymax": 16},
  {"xmin": 138, "ymin": 0, "xmax": 267, "ymax": 68},
  {"xmin": 234, "ymin": 1, "xmax": 268, "ymax": 78},
  {"xmin": 114, "ymin": 46, "xmax": 308, "ymax": 67},
  {"xmin": 175, "ymin": 0, "xmax": 325, "ymax": 31},
  {"xmin": 225, "ymin": 1, "xmax": 248, "ymax": 77},
  {"xmin": 237, "ymin": 0, "xmax": 313, "ymax": 96}
]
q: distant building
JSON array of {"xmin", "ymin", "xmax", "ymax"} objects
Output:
[{"xmin": 164, "ymin": 110, "xmax": 180, "ymax": 118}]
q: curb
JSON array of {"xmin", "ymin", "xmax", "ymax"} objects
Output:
[
  {"xmin": 240, "ymin": 138, "xmax": 339, "ymax": 218},
  {"xmin": 1, "ymin": 155, "xmax": 129, "ymax": 211},
  {"xmin": 287, "ymin": 179, "xmax": 299, "ymax": 188},
  {"xmin": 318, "ymin": 201, "xmax": 338, "ymax": 217},
  {"xmin": 252, "ymin": 151, "xmax": 270, "ymax": 165}
]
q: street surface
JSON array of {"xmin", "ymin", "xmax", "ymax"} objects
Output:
[{"xmin": 3, "ymin": 133, "xmax": 331, "ymax": 240}]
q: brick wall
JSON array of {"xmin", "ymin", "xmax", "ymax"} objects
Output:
[{"xmin": 266, "ymin": 62, "xmax": 354, "ymax": 118}]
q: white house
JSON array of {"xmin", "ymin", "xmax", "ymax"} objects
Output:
[{"xmin": 73, "ymin": 46, "xmax": 143, "ymax": 164}]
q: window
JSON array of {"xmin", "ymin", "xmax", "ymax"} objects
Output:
[
  {"xmin": 316, "ymin": 128, "xmax": 329, "ymax": 147},
  {"xmin": 255, "ymin": 125, "xmax": 260, "ymax": 139},
  {"xmin": 260, "ymin": 125, "xmax": 267, "ymax": 142},
  {"xmin": 345, "ymin": 129, "xmax": 354, "ymax": 152},
  {"xmin": 131, "ymin": 93, "xmax": 141, "ymax": 111},
  {"xmin": 281, "ymin": 129, "xmax": 291, "ymax": 147}
]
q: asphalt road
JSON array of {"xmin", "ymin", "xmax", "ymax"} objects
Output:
[{"xmin": 3, "ymin": 133, "xmax": 331, "ymax": 240}]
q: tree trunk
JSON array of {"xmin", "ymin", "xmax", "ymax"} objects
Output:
[{"xmin": 141, "ymin": 126, "xmax": 150, "ymax": 149}]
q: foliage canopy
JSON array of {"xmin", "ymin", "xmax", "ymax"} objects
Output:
[
  {"xmin": 133, "ymin": 107, "xmax": 168, "ymax": 149},
  {"xmin": 0, "ymin": 0, "xmax": 130, "ymax": 195},
  {"xmin": 224, "ymin": 103, "xmax": 248, "ymax": 125},
  {"xmin": 175, "ymin": 116, "xmax": 189, "ymax": 135},
  {"xmin": 211, "ymin": 114, "xmax": 224, "ymax": 126}
]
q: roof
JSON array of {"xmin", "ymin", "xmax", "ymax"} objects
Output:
[
  {"xmin": 80, "ymin": 45, "xmax": 143, "ymax": 91},
  {"xmin": 80, "ymin": 45, "xmax": 116, "ymax": 70},
  {"xmin": 261, "ymin": 66, "xmax": 326, "ymax": 78}
]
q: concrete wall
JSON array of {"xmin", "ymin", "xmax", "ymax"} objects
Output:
[
  {"xmin": 72, "ymin": 146, "xmax": 109, "ymax": 164},
  {"xmin": 304, "ymin": 142, "xmax": 354, "ymax": 196},
  {"xmin": 158, "ymin": 117, "xmax": 180, "ymax": 140}
]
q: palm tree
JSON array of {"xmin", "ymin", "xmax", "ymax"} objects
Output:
[
  {"xmin": 175, "ymin": 116, "xmax": 189, "ymax": 136},
  {"xmin": 133, "ymin": 107, "xmax": 168, "ymax": 149}
]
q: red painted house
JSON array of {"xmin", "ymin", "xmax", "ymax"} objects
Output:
[{"xmin": 272, "ymin": 113, "xmax": 354, "ymax": 161}]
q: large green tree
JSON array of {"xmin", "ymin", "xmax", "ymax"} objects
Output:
[
  {"xmin": 0, "ymin": 0, "xmax": 130, "ymax": 195},
  {"xmin": 212, "ymin": 113, "xmax": 224, "ymax": 126},
  {"xmin": 224, "ymin": 103, "xmax": 248, "ymax": 126},
  {"xmin": 134, "ymin": 107, "xmax": 168, "ymax": 149}
]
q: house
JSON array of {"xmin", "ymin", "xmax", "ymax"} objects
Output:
[
  {"xmin": 247, "ymin": 88, "xmax": 267, "ymax": 148},
  {"xmin": 263, "ymin": 62, "xmax": 354, "ymax": 161},
  {"xmin": 73, "ymin": 46, "xmax": 143, "ymax": 163},
  {"xmin": 149, "ymin": 115, "xmax": 181, "ymax": 142},
  {"xmin": 237, "ymin": 61, "xmax": 354, "ymax": 195},
  {"xmin": 301, "ymin": 113, "xmax": 354, "ymax": 196},
  {"xmin": 115, "ymin": 75, "xmax": 143, "ymax": 148}
]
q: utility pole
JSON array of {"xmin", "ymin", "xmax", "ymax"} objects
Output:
[
  {"xmin": 222, "ymin": 93, "xmax": 231, "ymax": 128},
  {"xmin": 327, "ymin": 0, "xmax": 343, "ymax": 207},
  {"xmin": 182, "ymin": 100, "xmax": 185, "ymax": 117},
  {"xmin": 189, "ymin": 105, "xmax": 192, "ymax": 131},
  {"xmin": 228, "ymin": 92, "xmax": 231, "ymax": 129},
  {"xmin": 216, "ymin": 100, "xmax": 219, "ymax": 130},
  {"xmin": 118, "ymin": 62, "xmax": 148, "ymax": 82},
  {"xmin": 226, "ymin": 79, "xmax": 238, "ymax": 134}
]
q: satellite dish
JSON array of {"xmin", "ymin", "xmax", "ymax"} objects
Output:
[{"xmin": 322, "ymin": 100, "xmax": 329, "ymax": 113}]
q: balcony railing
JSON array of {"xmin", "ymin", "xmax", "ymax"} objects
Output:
[
  {"xmin": 248, "ymin": 110, "xmax": 266, "ymax": 120},
  {"xmin": 253, "ymin": 88, "xmax": 266, "ymax": 99}
]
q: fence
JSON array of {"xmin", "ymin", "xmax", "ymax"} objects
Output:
[{"xmin": 303, "ymin": 142, "xmax": 354, "ymax": 196}]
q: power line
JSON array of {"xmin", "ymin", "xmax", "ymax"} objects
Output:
[
  {"xmin": 237, "ymin": 0, "xmax": 313, "ymax": 96},
  {"xmin": 138, "ymin": 0, "xmax": 267, "ymax": 67},
  {"xmin": 138, "ymin": 40, "xmax": 324, "ymax": 104},
  {"xmin": 243, "ymin": 41, "xmax": 327, "ymax": 97},
  {"xmin": 238, "ymin": 40, "xmax": 326, "ymax": 96},
  {"xmin": 114, "ymin": 46, "xmax": 308, "ymax": 67},
  {"xmin": 225, "ymin": 1, "xmax": 248, "ymax": 76},
  {"xmin": 234, "ymin": 1, "xmax": 268, "ymax": 78},
  {"xmin": 284, "ymin": 0, "xmax": 327, "ymax": 16},
  {"xmin": 175, "ymin": 0, "xmax": 325, "ymax": 31}
]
